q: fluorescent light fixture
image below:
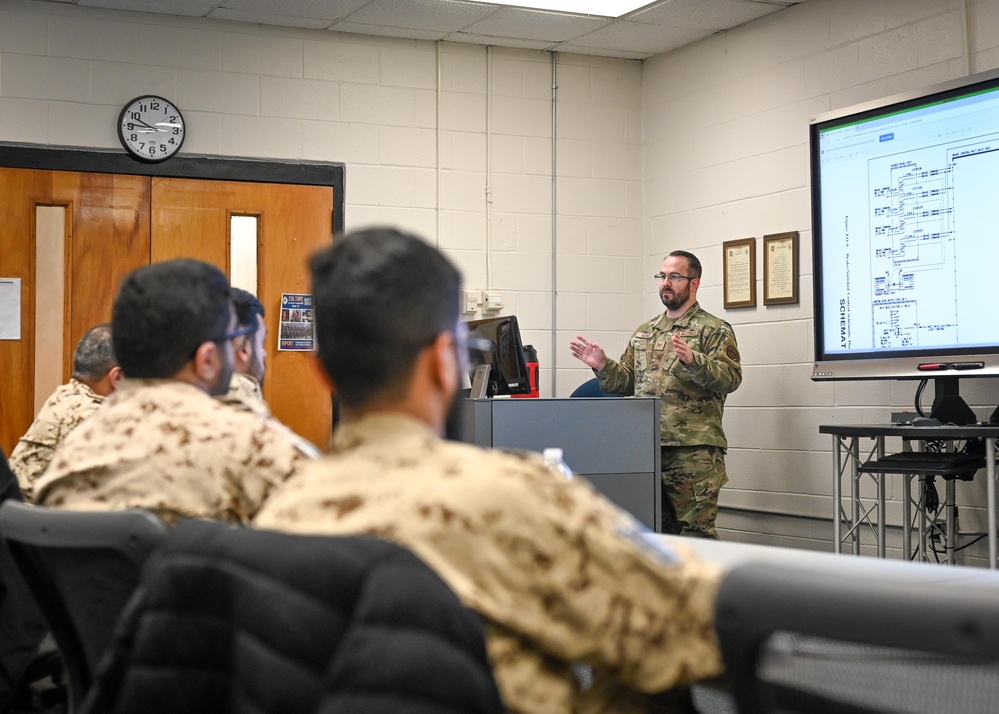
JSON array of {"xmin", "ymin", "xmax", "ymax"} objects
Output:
[{"xmin": 467, "ymin": 0, "xmax": 653, "ymax": 18}]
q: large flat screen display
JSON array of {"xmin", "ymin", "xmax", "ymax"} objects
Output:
[{"xmin": 811, "ymin": 68, "xmax": 999, "ymax": 382}]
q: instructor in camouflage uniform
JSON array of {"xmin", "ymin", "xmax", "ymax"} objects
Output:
[{"xmin": 570, "ymin": 250, "xmax": 742, "ymax": 539}]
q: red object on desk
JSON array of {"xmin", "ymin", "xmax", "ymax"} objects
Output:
[{"xmin": 512, "ymin": 344, "xmax": 539, "ymax": 399}]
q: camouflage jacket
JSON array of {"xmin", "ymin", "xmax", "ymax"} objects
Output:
[
  {"xmin": 8, "ymin": 379, "xmax": 105, "ymax": 501},
  {"xmin": 35, "ymin": 379, "xmax": 316, "ymax": 524},
  {"xmin": 597, "ymin": 302, "xmax": 742, "ymax": 448},
  {"xmin": 219, "ymin": 372, "xmax": 271, "ymax": 419},
  {"xmin": 255, "ymin": 413, "xmax": 723, "ymax": 714}
]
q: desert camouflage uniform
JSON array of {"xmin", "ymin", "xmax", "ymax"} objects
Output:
[
  {"xmin": 36, "ymin": 379, "xmax": 316, "ymax": 524},
  {"xmin": 255, "ymin": 413, "xmax": 723, "ymax": 714},
  {"xmin": 8, "ymin": 379, "xmax": 106, "ymax": 501},
  {"xmin": 220, "ymin": 372, "xmax": 271, "ymax": 418},
  {"xmin": 597, "ymin": 302, "xmax": 741, "ymax": 539}
]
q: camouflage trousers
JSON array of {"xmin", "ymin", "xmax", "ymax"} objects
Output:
[{"xmin": 660, "ymin": 445, "xmax": 728, "ymax": 539}]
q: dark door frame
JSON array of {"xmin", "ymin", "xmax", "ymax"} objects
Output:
[{"xmin": 0, "ymin": 143, "xmax": 345, "ymax": 233}]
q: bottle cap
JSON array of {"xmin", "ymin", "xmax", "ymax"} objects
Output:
[{"xmin": 543, "ymin": 447, "xmax": 563, "ymax": 461}]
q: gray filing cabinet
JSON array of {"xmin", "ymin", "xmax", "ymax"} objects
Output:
[{"xmin": 463, "ymin": 397, "xmax": 661, "ymax": 532}]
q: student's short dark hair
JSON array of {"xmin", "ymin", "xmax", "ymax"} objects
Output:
[
  {"xmin": 310, "ymin": 227, "xmax": 461, "ymax": 407},
  {"xmin": 668, "ymin": 250, "xmax": 702, "ymax": 279},
  {"xmin": 112, "ymin": 259, "xmax": 232, "ymax": 378},
  {"xmin": 231, "ymin": 288, "xmax": 265, "ymax": 331},
  {"xmin": 72, "ymin": 323, "xmax": 117, "ymax": 381}
]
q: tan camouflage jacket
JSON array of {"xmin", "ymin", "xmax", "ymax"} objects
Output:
[
  {"xmin": 255, "ymin": 413, "xmax": 723, "ymax": 714},
  {"xmin": 597, "ymin": 302, "xmax": 742, "ymax": 448},
  {"xmin": 35, "ymin": 378, "xmax": 316, "ymax": 524},
  {"xmin": 8, "ymin": 378, "xmax": 105, "ymax": 501},
  {"xmin": 220, "ymin": 372, "xmax": 271, "ymax": 418}
]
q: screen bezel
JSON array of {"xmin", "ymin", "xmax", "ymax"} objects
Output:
[{"xmin": 810, "ymin": 67, "xmax": 999, "ymax": 382}]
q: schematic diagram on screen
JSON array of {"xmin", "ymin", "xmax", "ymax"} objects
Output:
[{"xmin": 863, "ymin": 135, "xmax": 999, "ymax": 350}]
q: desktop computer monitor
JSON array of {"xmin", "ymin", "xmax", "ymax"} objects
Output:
[{"xmin": 465, "ymin": 315, "xmax": 531, "ymax": 398}]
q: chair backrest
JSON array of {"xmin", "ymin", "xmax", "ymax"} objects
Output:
[
  {"xmin": 80, "ymin": 519, "xmax": 505, "ymax": 714},
  {"xmin": 0, "ymin": 501, "xmax": 168, "ymax": 710},
  {"xmin": 715, "ymin": 560, "xmax": 999, "ymax": 714},
  {"xmin": 569, "ymin": 377, "xmax": 615, "ymax": 398},
  {"xmin": 0, "ymin": 452, "xmax": 50, "ymax": 711}
]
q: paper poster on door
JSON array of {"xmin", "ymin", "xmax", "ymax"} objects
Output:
[
  {"xmin": 0, "ymin": 278, "xmax": 21, "ymax": 340},
  {"xmin": 278, "ymin": 293, "xmax": 314, "ymax": 351}
]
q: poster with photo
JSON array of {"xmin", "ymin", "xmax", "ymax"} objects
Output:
[{"xmin": 278, "ymin": 293, "xmax": 314, "ymax": 351}]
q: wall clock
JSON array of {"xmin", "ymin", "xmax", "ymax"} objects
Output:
[{"xmin": 117, "ymin": 95, "xmax": 186, "ymax": 162}]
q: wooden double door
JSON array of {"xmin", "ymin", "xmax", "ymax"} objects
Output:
[{"xmin": 0, "ymin": 167, "xmax": 333, "ymax": 453}]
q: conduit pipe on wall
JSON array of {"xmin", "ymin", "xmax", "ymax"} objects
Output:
[
  {"xmin": 550, "ymin": 51, "xmax": 559, "ymax": 396},
  {"xmin": 486, "ymin": 46, "xmax": 494, "ymax": 288},
  {"xmin": 436, "ymin": 41, "xmax": 442, "ymax": 249},
  {"xmin": 962, "ymin": 0, "xmax": 972, "ymax": 76}
]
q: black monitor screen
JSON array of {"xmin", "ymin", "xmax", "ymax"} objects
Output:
[{"xmin": 466, "ymin": 315, "xmax": 530, "ymax": 397}]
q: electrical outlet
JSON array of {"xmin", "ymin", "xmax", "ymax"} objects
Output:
[{"xmin": 461, "ymin": 289, "xmax": 480, "ymax": 314}]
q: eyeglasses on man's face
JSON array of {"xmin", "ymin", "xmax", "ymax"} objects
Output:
[
  {"xmin": 654, "ymin": 272, "xmax": 694, "ymax": 284},
  {"xmin": 212, "ymin": 324, "xmax": 256, "ymax": 343}
]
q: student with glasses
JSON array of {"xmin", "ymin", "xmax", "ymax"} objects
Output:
[
  {"xmin": 570, "ymin": 250, "xmax": 742, "ymax": 539},
  {"xmin": 36, "ymin": 259, "xmax": 316, "ymax": 524},
  {"xmin": 220, "ymin": 287, "xmax": 271, "ymax": 418}
]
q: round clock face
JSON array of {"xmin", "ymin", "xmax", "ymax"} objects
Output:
[{"xmin": 117, "ymin": 95, "xmax": 186, "ymax": 162}]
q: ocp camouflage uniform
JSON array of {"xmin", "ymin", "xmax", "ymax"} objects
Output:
[
  {"xmin": 597, "ymin": 301, "xmax": 742, "ymax": 539},
  {"xmin": 220, "ymin": 371, "xmax": 271, "ymax": 418},
  {"xmin": 255, "ymin": 413, "xmax": 723, "ymax": 714},
  {"xmin": 8, "ymin": 378, "xmax": 106, "ymax": 502},
  {"xmin": 35, "ymin": 378, "xmax": 316, "ymax": 524}
]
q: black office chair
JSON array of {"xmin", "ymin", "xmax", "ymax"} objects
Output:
[
  {"xmin": 569, "ymin": 377, "xmax": 615, "ymax": 397},
  {"xmin": 0, "ymin": 501, "xmax": 169, "ymax": 711},
  {"xmin": 715, "ymin": 560, "xmax": 999, "ymax": 714},
  {"xmin": 80, "ymin": 518, "xmax": 505, "ymax": 714},
  {"xmin": 0, "ymin": 452, "xmax": 51, "ymax": 711}
]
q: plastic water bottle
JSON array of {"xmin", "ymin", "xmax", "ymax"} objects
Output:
[{"xmin": 543, "ymin": 447, "xmax": 573, "ymax": 480}]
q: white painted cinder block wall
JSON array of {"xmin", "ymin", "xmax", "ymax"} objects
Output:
[{"xmin": 3, "ymin": 0, "xmax": 999, "ymax": 559}]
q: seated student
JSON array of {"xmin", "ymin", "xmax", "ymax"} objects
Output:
[
  {"xmin": 219, "ymin": 288, "xmax": 271, "ymax": 418},
  {"xmin": 255, "ymin": 228, "xmax": 722, "ymax": 714},
  {"xmin": 9, "ymin": 324, "xmax": 121, "ymax": 501},
  {"xmin": 36, "ymin": 259, "xmax": 315, "ymax": 525}
]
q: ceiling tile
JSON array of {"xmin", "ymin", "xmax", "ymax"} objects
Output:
[
  {"xmin": 208, "ymin": 8, "xmax": 334, "ymax": 29},
  {"xmin": 217, "ymin": 0, "xmax": 370, "ymax": 22},
  {"xmin": 628, "ymin": 0, "xmax": 783, "ymax": 31},
  {"xmin": 462, "ymin": 7, "xmax": 609, "ymax": 43},
  {"xmin": 345, "ymin": 0, "xmax": 499, "ymax": 33},
  {"xmin": 78, "ymin": 0, "xmax": 219, "ymax": 13},
  {"xmin": 565, "ymin": 19, "xmax": 707, "ymax": 55}
]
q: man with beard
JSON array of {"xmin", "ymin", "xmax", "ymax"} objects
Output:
[
  {"xmin": 36, "ymin": 259, "xmax": 314, "ymax": 524},
  {"xmin": 255, "ymin": 229, "xmax": 723, "ymax": 714},
  {"xmin": 221, "ymin": 287, "xmax": 271, "ymax": 418},
  {"xmin": 570, "ymin": 250, "xmax": 742, "ymax": 539}
]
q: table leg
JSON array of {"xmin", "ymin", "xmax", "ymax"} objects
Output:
[
  {"xmin": 902, "ymin": 474, "xmax": 912, "ymax": 561},
  {"xmin": 988, "ymin": 437, "xmax": 996, "ymax": 570},
  {"xmin": 833, "ymin": 435, "xmax": 843, "ymax": 554}
]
